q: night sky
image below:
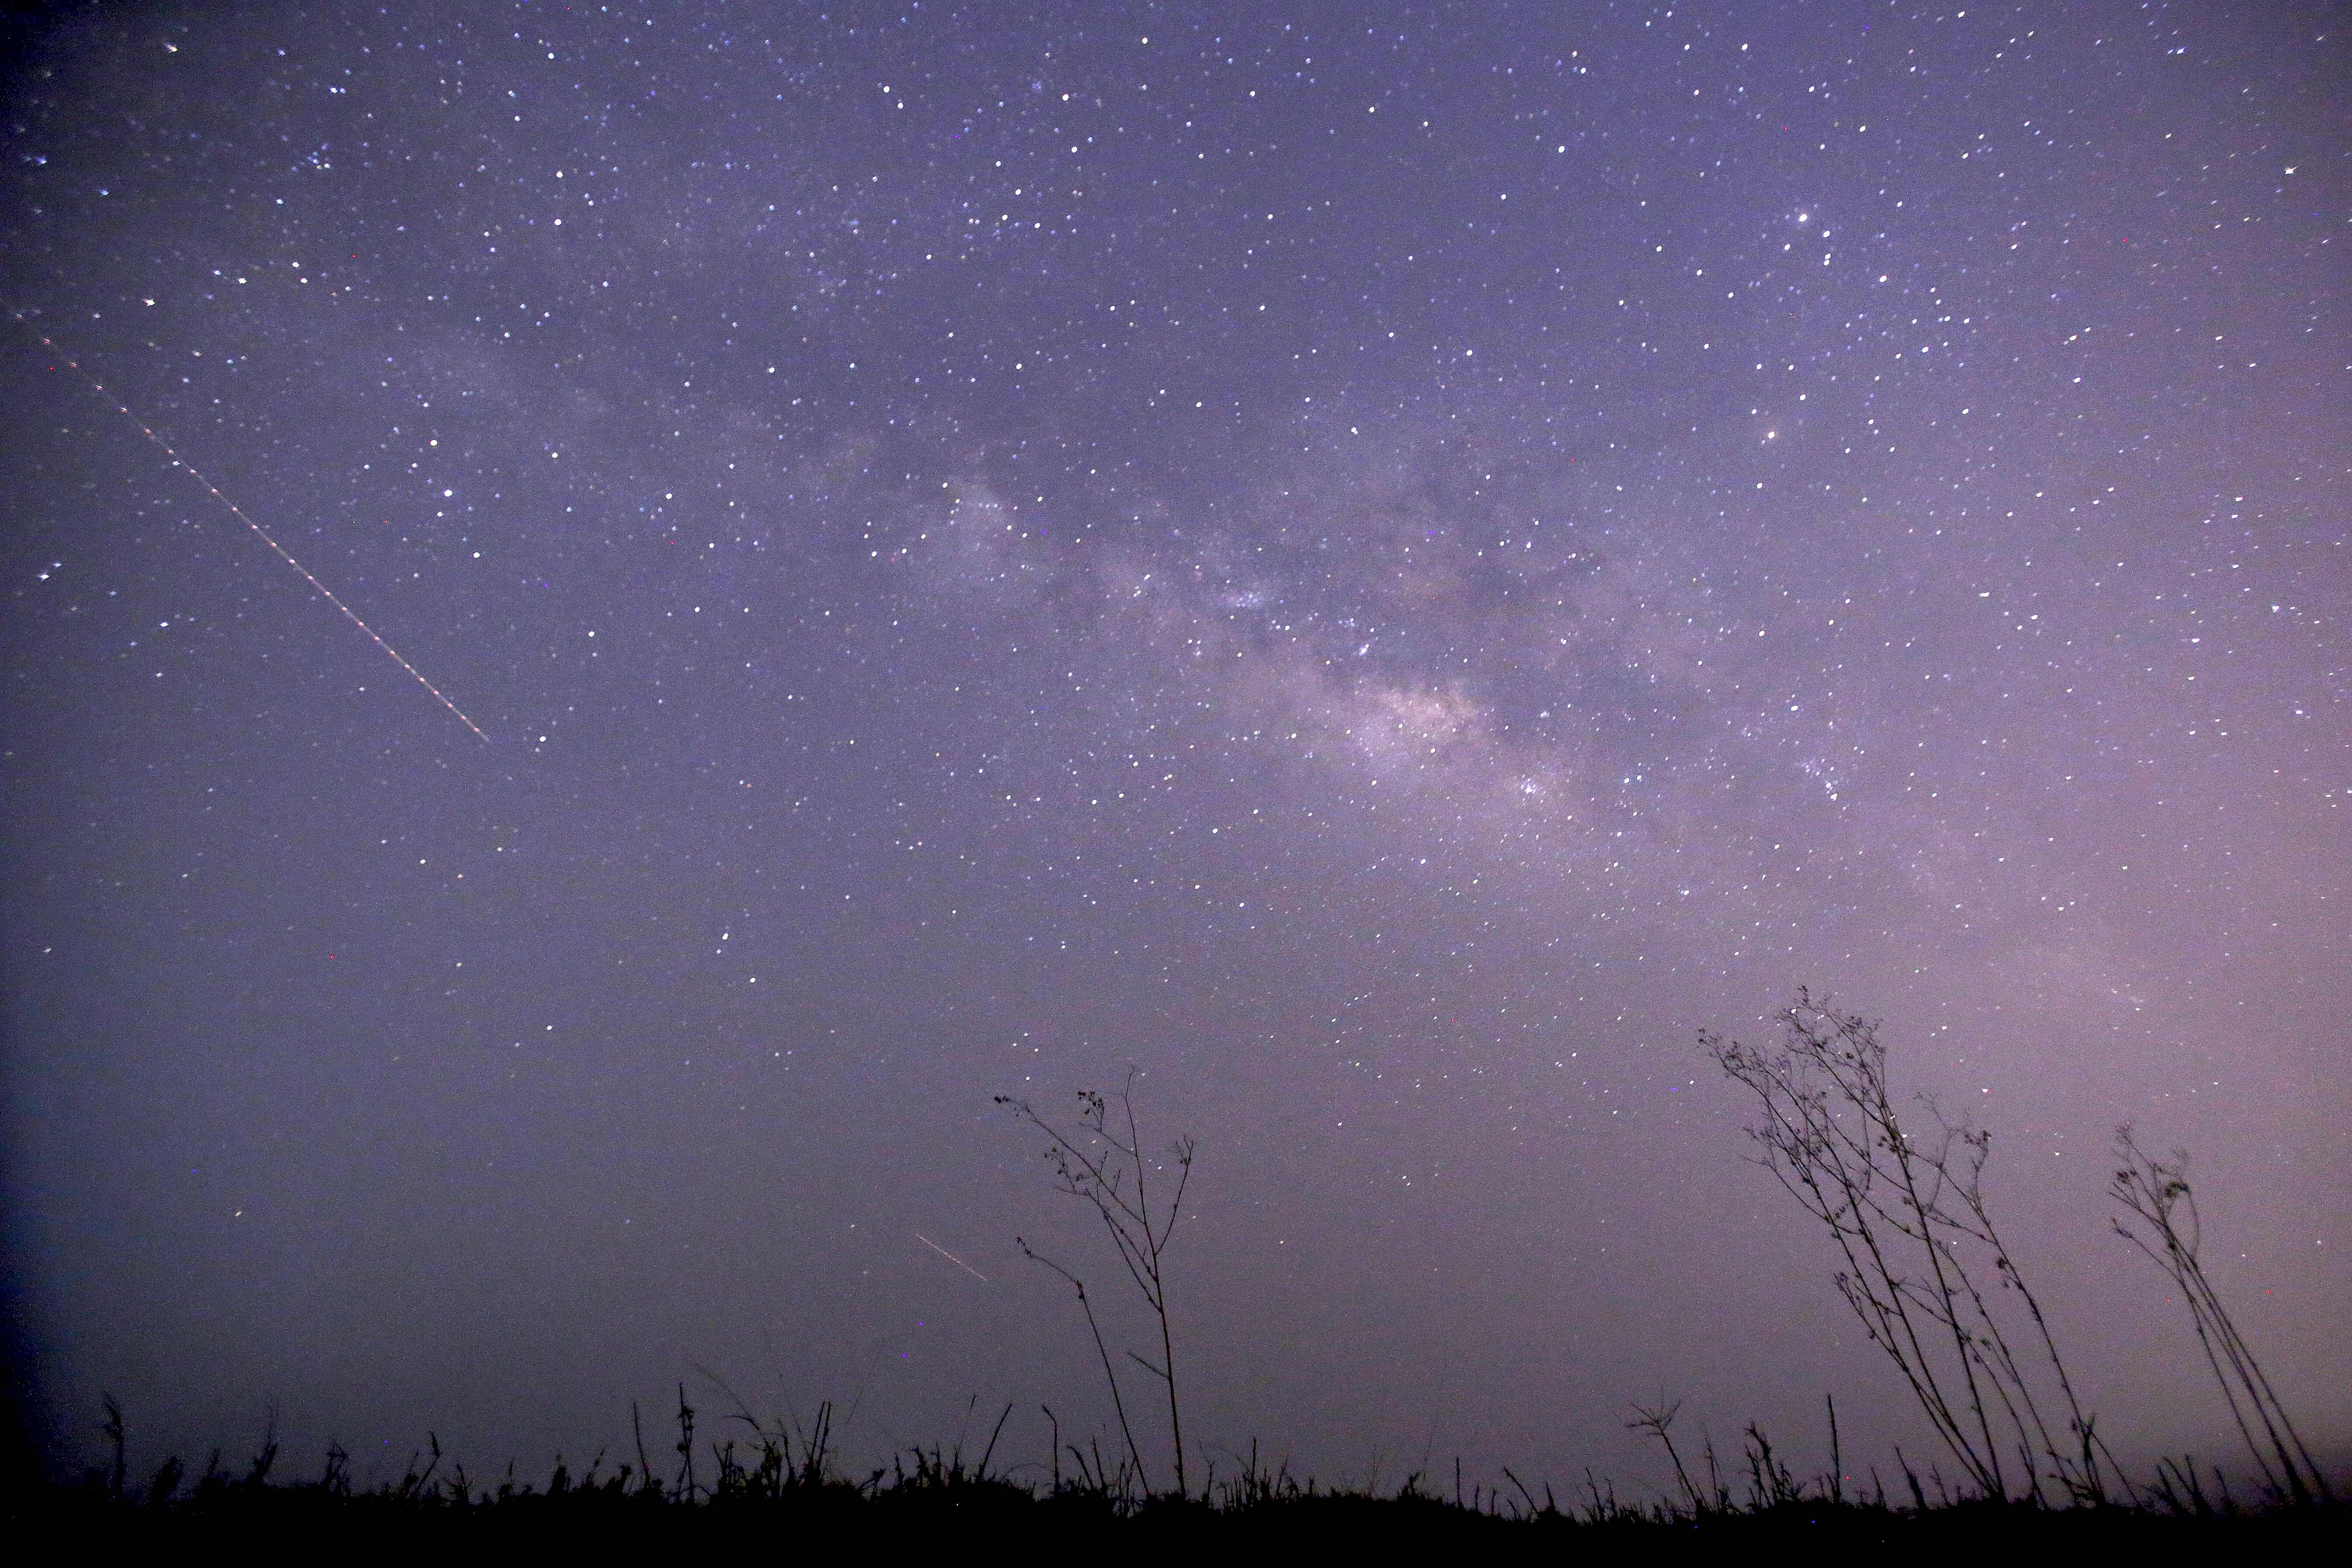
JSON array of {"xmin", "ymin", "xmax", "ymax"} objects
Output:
[{"xmin": 3, "ymin": 1, "xmax": 2345, "ymax": 1491}]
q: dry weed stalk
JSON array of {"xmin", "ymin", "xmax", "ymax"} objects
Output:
[
  {"xmin": 998, "ymin": 1069, "xmax": 1196, "ymax": 1497},
  {"xmin": 2110, "ymin": 1127, "xmax": 2331, "ymax": 1506},
  {"xmin": 1704, "ymin": 990, "xmax": 2108, "ymax": 1503}
]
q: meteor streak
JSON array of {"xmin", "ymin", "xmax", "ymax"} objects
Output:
[
  {"xmin": 913, "ymin": 1232, "xmax": 989, "ymax": 1281},
  {"xmin": 7, "ymin": 304, "xmax": 489, "ymax": 740}
]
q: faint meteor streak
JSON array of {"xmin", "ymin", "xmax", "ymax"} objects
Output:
[
  {"xmin": 913, "ymin": 1232, "xmax": 988, "ymax": 1281},
  {"xmin": 6, "ymin": 303, "xmax": 489, "ymax": 740}
]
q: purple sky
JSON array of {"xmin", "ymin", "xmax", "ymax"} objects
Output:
[{"xmin": 3, "ymin": 0, "xmax": 2345, "ymax": 1495}]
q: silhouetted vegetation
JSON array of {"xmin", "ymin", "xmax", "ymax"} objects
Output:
[
  {"xmin": 1701, "ymin": 992, "xmax": 2337, "ymax": 1520},
  {"xmin": 2110, "ymin": 1128, "xmax": 2333, "ymax": 1507},
  {"xmin": 1703, "ymin": 991, "xmax": 2111, "ymax": 1504},
  {"xmin": 17, "ymin": 1005, "xmax": 2340, "ymax": 1550},
  {"xmin": 998, "ymin": 1070, "xmax": 1196, "ymax": 1496},
  {"xmin": 26, "ymin": 1388, "xmax": 2338, "ymax": 1553}
]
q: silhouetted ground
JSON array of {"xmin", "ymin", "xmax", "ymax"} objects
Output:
[{"xmin": 16, "ymin": 1473, "xmax": 2342, "ymax": 1558}]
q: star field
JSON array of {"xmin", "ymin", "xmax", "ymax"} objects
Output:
[{"xmin": 2, "ymin": 2, "xmax": 2345, "ymax": 1488}]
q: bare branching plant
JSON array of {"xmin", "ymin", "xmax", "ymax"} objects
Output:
[
  {"xmin": 2110, "ymin": 1126, "xmax": 2331, "ymax": 1507},
  {"xmin": 1704, "ymin": 990, "xmax": 2108, "ymax": 1503},
  {"xmin": 1625, "ymin": 1397, "xmax": 1700, "ymax": 1515},
  {"xmin": 998, "ymin": 1070, "xmax": 1197, "ymax": 1498}
]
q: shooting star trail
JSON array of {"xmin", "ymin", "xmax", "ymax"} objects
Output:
[
  {"xmin": 913, "ymin": 1233, "xmax": 989, "ymax": 1281},
  {"xmin": 6, "ymin": 303, "xmax": 489, "ymax": 740}
]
